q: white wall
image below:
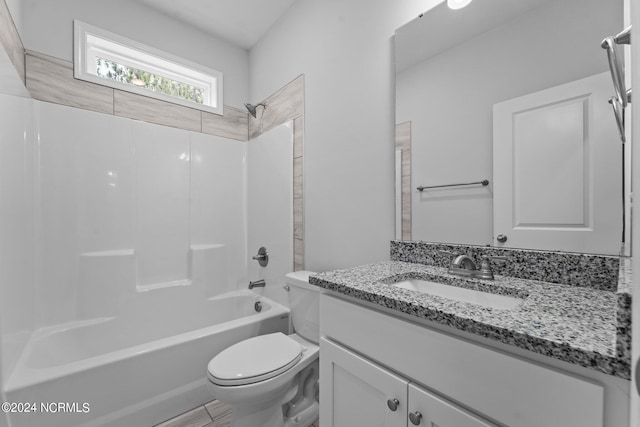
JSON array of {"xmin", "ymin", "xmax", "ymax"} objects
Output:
[
  {"xmin": 0, "ymin": 355, "xmax": 6, "ymax": 427},
  {"xmin": 18, "ymin": 0, "xmax": 249, "ymax": 108},
  {"xmin": 0, "ymin": 29, "xmax": 32, "ymax": 425},
  {"xmin": 0, "ymin": 92, "xmax": 35, "ymax": 385},
  {"xmin": 190, "ymin": 132, "xmax": 247, "ymax": 296},
  {"xmin": 247, "ymin": 122, "xmax": 294, "ymax": 307},
  {"xmin": 249, "ymin": 0, "xmax": 440, "ymax": 272},
  {"xmin": 397, "ymin": 0, "xmax": 622, "ymax": 246},
  {"xmin": 0, "ymin": 94, "xmax": 33, "ymax": 427}
]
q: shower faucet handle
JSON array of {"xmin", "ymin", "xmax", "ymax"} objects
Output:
[{"xmin": 252, "ymin": 247, "xmax": 269, "ymax": 267}]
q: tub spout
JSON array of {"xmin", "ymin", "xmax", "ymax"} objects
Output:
[{"xmin": 249, "ymin": 279, "xmax": 266, "ymax": 289}]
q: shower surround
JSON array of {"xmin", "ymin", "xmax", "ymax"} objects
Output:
[{"xmin": 0, "ymin": 93, "xmax": 295, "ymax": 426}]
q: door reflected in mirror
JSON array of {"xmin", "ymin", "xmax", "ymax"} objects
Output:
[{"xmin": 395, "ymin": 0, "xmax": 626, "ymax": 255}]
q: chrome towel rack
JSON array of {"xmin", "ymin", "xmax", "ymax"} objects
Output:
[{"xmin": 417, "ymin": 179, "xmax": 489, "ymax": 192}]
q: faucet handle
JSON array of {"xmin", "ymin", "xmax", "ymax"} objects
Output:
[
  {"xmin": 437, "ymin": 250, "xmax": 459, "ymax": 267},
  {"xmin": 486, "ymin": 255, "xmax": 507, "ymax": 264},
  {"xmin": 252, "ymin": 247, "xmax": 269, "ymax": 267},
  {"xmin": 480, "ymin": 254, "xmax": 508, "ymax": 264},
  {"xmin": 478, "ymin": 256, "xmax": 495, "ymax": 279},
  {"xmin": 437, "ymin": 250, "xmax": 459, "ymax": 258},
  {"xmin": 438, "ymin": 250, "xmax": 454, "ymax": 255},
  {"xmin": 477, "ymin": 255, "xmax": 508, "ymax": 280}
]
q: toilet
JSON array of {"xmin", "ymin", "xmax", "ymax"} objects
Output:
[{"xmin": 207, "ymin": 271, "xmax": 320, "ymax": 427}]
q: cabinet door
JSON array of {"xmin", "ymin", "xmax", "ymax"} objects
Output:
[
  {"xmin": 408, "ymin": 384, "xmax": 496, "ymax": 427},
  {"xmin": 320, "ymin": 337, "xmax": 408, "ymax": 427}
]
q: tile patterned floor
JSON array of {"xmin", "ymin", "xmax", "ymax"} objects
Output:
[{"xmin": 154, "ymin": 400, "xmax": 319, "ymax": 427}]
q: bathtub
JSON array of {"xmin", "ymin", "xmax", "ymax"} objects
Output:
[{"xmin": 4, "ymin": 290, "xmax": 290, "ymax": 427}]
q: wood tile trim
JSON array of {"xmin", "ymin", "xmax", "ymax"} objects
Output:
[
  {"xmin": 24, "ymin": 50, "xmax": 248, "ymax": 139},
  {"xmin": 202, "ymin": 106, "xmax": 248, "ymax": 141},
  {"xmin": 293, "ymin": 116, "xmax": 305, "ymax": 271},
  {"xmin": 249, "ymin": 75, "xmax": 304, "ymax": 140},
  {"xmin": 114, "ymin": 89, "xmax": 201, "ymax": 132},
  {"xmin": 395, "ymin": 121, "xmax": 412, "ymax": 241},
  {"xmin": 293, "ymin": 116, "xmax": 304, "ymax": 159},
  {"xmin": 26, "ymin": 50, "xmax": 114, "ymax": 114},
  {"xmin": 0, "ymin": 0, "xmax": 25, "ymax": 84}
]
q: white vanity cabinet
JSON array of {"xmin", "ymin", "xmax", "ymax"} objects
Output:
[
  {"xmin": 320, "ymin": 337, "xmax": 407, "ymax": 426},
  {"xmin": 319, "ymin": 294, "xmax": 628, "ymax": 427},
  {"xmin": 321, "ymin": 337, "xmax": 495, "ymax": 427}
]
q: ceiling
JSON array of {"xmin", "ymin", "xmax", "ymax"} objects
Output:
[
  {"xmin": 134, "ymin": 0, "xmax": 298, "ymax": 50},
  {"xmin": 395, "ymin": 0, "xmax": 554, "ymax": 72}
]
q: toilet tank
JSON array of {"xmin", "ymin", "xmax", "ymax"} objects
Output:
[{"xmin": 285, "ymin": 271, "xmax": 319, "ymax": 344}]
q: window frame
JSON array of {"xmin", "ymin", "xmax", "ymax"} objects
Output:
[{"xmin": 73, "ymin": 20, "xmax": 224, "ymax": 115}]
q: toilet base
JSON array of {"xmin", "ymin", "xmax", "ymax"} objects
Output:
[
  {"xmin": 283, "ymin": 401, "xmax": 319, "ymax": 427},
  {"xmin": 230, "ymin": 399, "xmax": 286, "ymax": 427},
  {"xmin": 229, "ymin": 360, "xmax": 319, "ymax": 427}
]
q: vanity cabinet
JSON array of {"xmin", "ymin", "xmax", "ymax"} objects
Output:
[
  {"xmin": 319, "ymin": 294, "xmax": 622, "ymax": 427},
  {"xmin": 321, "ymin": 337, "xmax": 495, "ymax": 426},
  {"xmin": 320, "ymin": 337, "xmax": 407, "ymax": 426}
]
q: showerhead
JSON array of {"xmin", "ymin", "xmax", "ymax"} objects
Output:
[{"xmin": 244, "ymin": 102, "xmax": 267, "ymax": 118}]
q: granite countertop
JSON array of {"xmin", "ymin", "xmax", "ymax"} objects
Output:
[{"xmin": 310, "ymin": 260, "xmax": 631, "ymax": 379}]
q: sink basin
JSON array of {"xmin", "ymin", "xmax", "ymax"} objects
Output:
[{"xmin": 393, "ymin": 279, "xmax": 522, "ymax": 310}]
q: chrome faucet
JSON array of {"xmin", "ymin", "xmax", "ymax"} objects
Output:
[
  {"xmin": 439, "ymin": 251, "xmax": 506, "ymax": 280},
  {"xmin": 249, "ymin": 279, "xmax": 266, "ymax": 289},
  {"xmin": 451, "ymin": 254, "xmax": 477, "ymax": 271}
]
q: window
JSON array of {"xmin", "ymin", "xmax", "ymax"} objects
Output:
[{"xmin": 74, "ymin": 20, "xmax": 223, "ymax": 115}]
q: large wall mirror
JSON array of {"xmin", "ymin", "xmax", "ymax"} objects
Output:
[{"xmin": 395, "ymin": 0, "xmax": 627, "ymax": 255}]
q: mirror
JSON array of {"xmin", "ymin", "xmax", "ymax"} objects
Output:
[{"xmin": 395, "ymin": 0, "xmax": 625, "ymax": 255}]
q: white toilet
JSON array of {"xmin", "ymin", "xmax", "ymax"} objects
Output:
[{"xmin": 207, "ymin": 271, "xmax": 320, "ymax": 427}]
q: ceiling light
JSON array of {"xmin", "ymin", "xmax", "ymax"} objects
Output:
[{"xmin": 447, "ymin": 0, "xmax": 472, "ymax": 10}]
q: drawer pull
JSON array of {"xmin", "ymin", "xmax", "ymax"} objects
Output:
[
  {"xmin": 386, "ymin": 398, "xmax": 400, "ymax": 411},
  {"xmin": 409, "ymin": 411, "xmax": 423, "ymax": 425}
]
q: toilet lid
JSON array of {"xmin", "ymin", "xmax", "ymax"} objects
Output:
[{"xmin": 208, "ymin": 332, "xmax": 303, "ymax": 386}]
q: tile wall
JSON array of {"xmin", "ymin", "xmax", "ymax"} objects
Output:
[{"xmin": 395, "ymin": 121, "xmax": 411, "ymax": 240}]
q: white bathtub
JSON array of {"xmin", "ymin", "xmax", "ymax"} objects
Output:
[{"xmin": 4, "ymin": 291, "xmax": 290, "ymax": 427}]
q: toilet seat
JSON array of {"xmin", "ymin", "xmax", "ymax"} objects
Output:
[{"xmin": 208, "ymin": 332, "xmax": 303, "ymax": 386}]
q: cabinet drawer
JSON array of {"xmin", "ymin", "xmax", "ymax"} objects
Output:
[{"xmin": 320, "ymin": 294, "xmax": 604, "ymax": 427}]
